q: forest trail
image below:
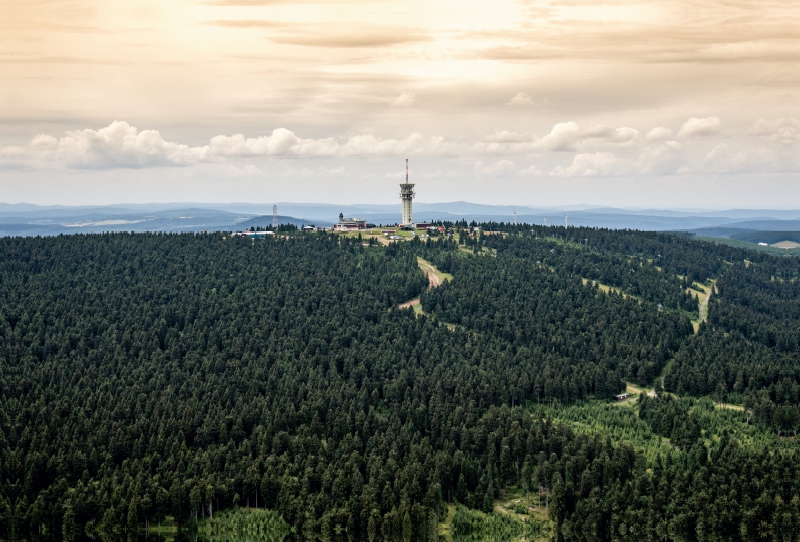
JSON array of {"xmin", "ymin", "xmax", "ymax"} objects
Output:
[
  {"xmin": 625, "ymin": 382, "xmax": 656, "ymax": 400},
  {"xmin": 399, "ymin": 258, "xmax": 450, "ymax": 310},
  {"xmin": 417, "ymin": 257, "xmax": 446, "ymax": 287},
  {"xmin": 398, "ymin": 297, "xmax": 421, "ymax": 310},
  {"xmin": 699, "ymin": 283, "xmax": 713, "ymax": 322}
]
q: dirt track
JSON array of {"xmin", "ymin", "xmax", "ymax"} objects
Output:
[
  {"xmin": 398, "ymin": 259, "xmax": 444, "ymax": 310},
  {"xmin": 699, "ymin": 285, "xmax": 713, "ymax": 322},
  {"xmin": 417, "ymin": 259, "xmax": 442, "ymax": 287},
  {"xmin": 398, "ymin": 298, "xmax": 420, "ymax": 310}
]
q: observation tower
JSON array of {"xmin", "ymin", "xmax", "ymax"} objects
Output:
[{"xmin": 399, "ymin": 158, "xmax": 415, "ymax": 226}]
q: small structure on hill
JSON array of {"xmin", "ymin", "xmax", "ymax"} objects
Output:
[{"xmin": 334, "ymin": 213, "xmax": 367, "ymax": 231}]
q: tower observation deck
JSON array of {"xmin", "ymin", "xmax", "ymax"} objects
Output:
[{"xmin": 399, "ymin": 158, "xmax": 415, "ymax": 226}]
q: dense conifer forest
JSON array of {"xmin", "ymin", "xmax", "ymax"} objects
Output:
[{"xmin": 1, "ymin": 227, "xmax": 799, "ymax": 542}]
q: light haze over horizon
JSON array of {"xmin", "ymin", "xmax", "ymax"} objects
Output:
[{"xmin": 2, "ymin": 0, "xmax": 799, "ymax": 208}]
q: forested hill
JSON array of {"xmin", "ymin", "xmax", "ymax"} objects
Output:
[{"xmin": 1, "ymin": 228, "xmax": 799, "ymax": 542}]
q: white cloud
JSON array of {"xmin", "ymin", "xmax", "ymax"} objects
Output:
[
  {"xmin": 1, "ymin": 122, "xmax": 445, "ymax": 169},
  {"xmin": 391, "ymin": 93, "xmax": 416, "ymax": 107},
  {"xmin": 518, "ymin": 164, "xmax": 541, "ymax": 176},
  {"xmin": 551, "ymin": 152, "xmax": 623, "ymax": 177},
  {"xmin": 0, "ymin": 121, "xmax": 211, "ymax": 169},
  {"xmin": 703, "ymin": 144, "xmax": 777, "ymax": 173},
  {"xmin": 474, "ymin": 159, "xmax": 515, "ymax": 176},
  {"xmin": 582, "ymin": 125, "xmax": 640, "ymax": 147},
  {"xmin": 636, "ymin": 141, "xmax": 683, "ymax": 175},
  {"xmin": 484, "ymin": 130, "xmax": 529, "ymax": 143},
  {"xmin": 749, "ymin": 118, "xmax": 800, "ymax": 144},
  {"xmin": 645, "ymin": 127, "xmax": 673, "ymax": 141},
  {"xmin": 507, "ymin": 92, "xmax": 536, "ymax": 106},
  {"xmin": 536, "ymin": 122, "xmax": 581, "ymax": 151},
  {"xmin": 678, "ymin": 117, "xmax": 721, "ymax": 138}
]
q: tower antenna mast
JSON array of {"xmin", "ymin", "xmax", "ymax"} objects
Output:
[
  {"xmin": 272, "ymin": 205, "xmax": 277, "ymax": 229},
  {"xmin": 399, "ymin": 158, "xmax": 415, "ymax": 226}
]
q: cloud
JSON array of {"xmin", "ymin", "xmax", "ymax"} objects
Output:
[
  {"xmin": 507, "ymin": 92, "xmax": 537, "ymax": 106},
  {"xmin": 636, "ymin": 141, "xmax": 683, "ymax": 175},
  {"xmin": 535, "ymin": 123, "xmax": 639, "ymax": 151},
  {"xmin": 483, "ymin": 130, "xmax": 529, "ymax": 143},
  {"xmin": 269, "ymin": 26, "xmax": 431, "ymax": 48},
  {"xmin": 551, "ymin": 152, "xmax": 623, "ymax": 177},
  {"xmin": 391, "ymin": 93, "xmax": 416, "ymax": 107},
  {"xmin": 582, "ymin": 125, "xmax": 640, "ymax": 146},
  {"xmin": 703, "ymin": 144, "xmax": 777, "ymax": 173},
  {"xmin": 0, "ymin": 122, "xmax": 444, "ymax": 169},
  {"xmin": 473, "ymin": 122, "xmax": 642, "ymax": 155},
  {"xmin": 518, "ymin": 165, "xmax": 541, "ymax": 176},
  {"xmin": 536, "ymin": 122, "xmax": 582, "ymax": 151},
  {"xmin": 749, "ymin": 118, "xmax": 800, "ymax": 144},
  {"xmin": 645, "ymin": 127, "xmax": 673, "ymax": 141},
  {"xmin": 0, "ymin": 121, "xmax": 210, "ymax": 169},
  {"xmin": 474, "ymin": 160, "xmax": 515, "ymax": 176},
  {"xmin": 678, "ymin": 117, "xmax": 721, "ymax": 138},
  {"xmin": 211, "ymin": 129, "xmax": 430, "ymax": 157}
]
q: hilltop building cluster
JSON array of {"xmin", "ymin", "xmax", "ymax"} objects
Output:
[
  {"xmin": 333, "ymin": 214, "xmax": 375, "ymax": 231},
  {"xmin": 334, "ymin": 158, "xmax": 426, "ymax": 231}
]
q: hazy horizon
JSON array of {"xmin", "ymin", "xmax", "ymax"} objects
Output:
[{"xmin": 3, "ymin": 200, "xmax": 800, "ymax": 214}]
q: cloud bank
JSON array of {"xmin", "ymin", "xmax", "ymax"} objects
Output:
[{"xmin": 2, "ymin": 118, "xmax": 798, "ymax": 180}]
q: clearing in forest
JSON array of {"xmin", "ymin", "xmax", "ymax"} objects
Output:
[{"xmin": 398, "ymin": 258, "xmax": 451, "ymax": 311}]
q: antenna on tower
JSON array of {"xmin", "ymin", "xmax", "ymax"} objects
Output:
[
  {"xmin": 272, "ymin": 205, "xmax": 277, "ymax": 229},
  {"xmin": 399, "ymin": 158, "xmax": 415, "ymax": 226},
  {"xmin": 513, "ymin": 209, "xmax": 517, "ymax": 226},
  {"xmin": 565, "ymin": 214, "xmax": 568, "ymax": 228}
]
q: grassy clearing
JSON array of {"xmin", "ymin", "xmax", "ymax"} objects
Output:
[
  {"xmin": 580, "ymin": 278, "xmax": 640, "ymax": 302},
  {"xmin": 418, "ymin": 256, "xmax": 453, "ymax": 284},
  {"xmin": 696, "ymin": 236, "xmax": 800, "ymax": 256},
  {"xmin": 445, "ymin": 500, "xmax": 552, "ymax": 542},
  {"xmin": 528, "ymin": 394, "xmax": 792, "ymax": 467},
  {"xmin": 773, "ymin": 240, "xmax": 800, "ymax": 249},
  {"xmin": 197, "ymin": 508, "xmax": 290, "ymax": 542}
]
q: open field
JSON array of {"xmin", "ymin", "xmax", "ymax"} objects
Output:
[
  {"xmin": 696, "ymin": 236, "xmax": 800, "ymax": 256},
  {"xmin": 773, "ymin": 240, "xmax": 800, "ymax": 249}
]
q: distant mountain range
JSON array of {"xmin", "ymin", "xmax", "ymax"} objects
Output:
[{"xmin": 2, "ymin": 202, "xmax": 800, "ymax": 241}]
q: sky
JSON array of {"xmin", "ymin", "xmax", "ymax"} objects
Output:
[{"xmin": 1, "ymin": 0, "xmax": 799, "ymax": 208}]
